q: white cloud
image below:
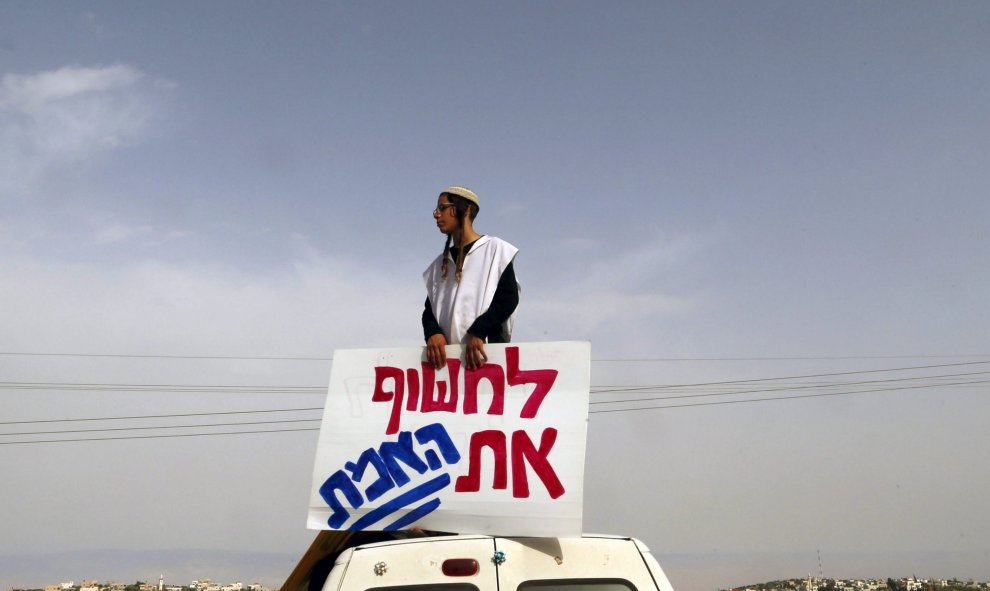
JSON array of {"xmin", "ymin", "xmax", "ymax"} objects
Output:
[
  {"xmin": 92, "ymin": 222, "xmax": 155, "ymax": 245},
  {"xmin": 83, "ymin": 12, "xmax": 104, "ymax": 36},
  {"xmin": 559, "ymin": 237, "xmax": 598, "ymax": 251},
  {"xmin": 0, "ymin": 64, "xmax": 167, "ymax": 197},
  {"xmin": 0, "ymin": 64, "xmax": 141, "ymax": 113},
  {"xmin": 497, "ymin": 202, "xmax": 528, "ymax": 217},
  {"xmin": 525, "ymin": 289, "xmax": 691, "ymax": 337},
  {"xmin": 87, "ymin": 220, "xmax": 193, "ymax": 248},
  {"xmin": 508, "ymin": 229, "xmax": 724, "ymax": 353},
  {"xmin": 0, "ymin": 255, "xmax": 423, "ymax": 358}
]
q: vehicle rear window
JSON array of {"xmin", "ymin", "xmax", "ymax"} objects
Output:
[
  {"xmin": 517, "ymin": 580, "xmax": 638, "ymax": 591},
  {"xmin": 366, "ymin": 585, "xmax": 479, "ymax": 591}
]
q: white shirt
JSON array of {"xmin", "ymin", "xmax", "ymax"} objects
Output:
[{"xmin": 423, "ymin": 235, "xmax": 519, "ymax": 344}]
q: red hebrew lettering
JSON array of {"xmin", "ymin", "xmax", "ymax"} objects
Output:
[
  {"xmin": 421, "ymin": 359, "xmax": 460, "ymax": 413},
  {"xmin": 454, "ymin": 430, "xmax": 507, "ymax": 492},
  {"xmin": 505, "ymin": 346, "xmax": 558, "ymax": 418},
  {"xmin": 419, "ymin": 362, "xmax": 435, "ymax": 411},
  {"xmin": 511, "ymin": 428, "xmax": 564, "ymax": 499},
  {"xmin": 405, "ymin": 367, "xmax": 420, "ymax": 411},
  {"xmin": 372, "ymin": 366, "xmax": 404, "ymax": 435},
  {"xmin": 463, "ymin": 364, "xmax": 506, "ymax": 415}
]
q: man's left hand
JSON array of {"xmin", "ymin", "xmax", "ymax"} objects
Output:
[{"xmin": 464, "ymin": 334, "xmax": 488, "ymax": 370}]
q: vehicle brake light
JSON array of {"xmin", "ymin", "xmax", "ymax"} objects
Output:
[{"xmin": 442, "ymin": 558, "xmax": 479, "ymax": 576}]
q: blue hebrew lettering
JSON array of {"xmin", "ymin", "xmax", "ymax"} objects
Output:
[
  {"xmin": 414, "ymin": 422, "xmax": 461, "ymax": 470},
  {"xmin": 379, "ymin": 430, "xmax": 428, "ymax": 486},
  {"xmin": 423, "ymin": 450, "xmax": 441, "ymax": 471},
  {"xmin": 348, "ymin": 473, "xmax": 451, "ymax": 530},
  {"xmin": 323, "ymin": 423, "xmax": 463, "ymax": 531},
  {"xmin": 319, "ymin": 470, "xmax": 364, "ymax": 529},
  {"xmin": 344, "ymin": 448, "xmax": 394, "ymax": 502}
]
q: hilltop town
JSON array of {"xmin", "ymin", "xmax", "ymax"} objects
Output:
[
  {"xmin": 11, "ymin": 578, "xmax": 271, "ymax": 591},
  {"xmin": 725, "ymin": 577, "xmax": 990, "ymax": 591},
  {"xmin": 14, "ymin": 574, "xmax": 990, "ymax": 591}
]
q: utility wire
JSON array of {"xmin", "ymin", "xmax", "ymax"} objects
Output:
[
  {"xmin": 0, "ymin": 407, "xmax": 324, "ymax": 426},
  {"xmin": 3, "ymin": 363, "xmax": 986, "ymax": 429},
  {"xmin": 592, "ymin": 354, "xmax": 990, "ymax": 361},
  {"xmin": 5, "ymin": 377, "xmax": 984, "ymax": 446},
  {"xmin": 590, "ymin": 370, "xmax": 990, "ymax": 405},
  {"xmin": 590, "ymin": 360, "xmax": 990, "ymax": 395},
  {"xmin": 1, "ymin": 418, "xmax": 322, "ymax": 437},
  {"xmin": 4, "ymin": 359, "xmax": 988, "ymax": 395},
  {"xmin": 0, "ymin": 381, "xmax": 322, "ymax": 393},
  {"xmin": 0, "ymin": 352, "xmax": 332, "ymax": 361},
  {"xmin": 589, "ymin": 378, "xmax": 990, "ymax": 414},
  {"xmin": 2, "ymin": 351, "xmax": 988, "ymax": 362},
  {"xmin": 4, "ymin": 371, "xmax": 978, "ymax": 429},
  {"xmin": 3, "ymin": 375, "xmax": 985, "ymax": 445},
  {"xmin": 2, "ymin": 358, "xmax": 986, "ymax": 439},
  {"xmin": 0, "ymin": 427, "xmax": 321, "ymax": 446}
]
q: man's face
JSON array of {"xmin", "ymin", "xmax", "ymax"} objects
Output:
[{"xmin": 434, "ymin": 194, "xmax": 457, "ymax": 235}]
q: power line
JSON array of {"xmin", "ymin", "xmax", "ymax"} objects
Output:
[
  {"xmin": 3, "ymin": 359, "xmax": 986, "ymax": 445},
  {"xmin": 592, "ymin": 354, "xmax": 990, "ymax": 361},
  {"xmin": 2, "ymin": 350, "xmax": 988, "ymax": 362},
  {"xmin": 0, "ymin": 381, "xmax": 323, "ymax": 393},
  {"xmin": 0, "ymin": 427, "xmax": 321, "ymax": 446},
  {"xmin": 3, "ymin": 376, "xmax": 985, "ymax": 445},
  {"xmin": 590, "ymin": 360, "xmax": 990, "ymax": 395},
  {"xmin": 0, "ymin": 407, "xmax": 324, "ymax": 426},
  {"xmin": 1, "ymin": 418, "xmax": 322, "ymax": 437},
  {"xmin": 589, "ymin": 378, "xmax": 990, "ymax": 414},
  {"xmin": 6, "ymin": 377, "xmax": 983, "ymax": 445},
  {"xmin": 0, "ymin": 372, "xmax": 990, "ymax": 445},
  {"xmin": 4, "ymin": 359, "xmax": 987, "ymax": 396},
  {"xmin": 0, "ymin": 351, "xmax": 332, "ymax": 361},
  {"xmin": 590, "ymin": 370, "xmax": 990, "ymax": 405},
  {"xmin": 4, "ymin": 363, "xmax": 986, "ymax": 428}
]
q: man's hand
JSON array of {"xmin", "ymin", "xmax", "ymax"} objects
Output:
[
  {"xmin": 426, "ymin": 333, "xmax": 448, "ymax": 369},
  {"xmin": 465, "ymin": 334, "xmax": 488, "ymax": 370}
]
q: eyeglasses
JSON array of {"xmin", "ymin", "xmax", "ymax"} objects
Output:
[{"xmin": 433, "ymin": 203, "xmax": 456, "ymax": 214}]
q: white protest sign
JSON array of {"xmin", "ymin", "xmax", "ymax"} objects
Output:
[{"xmin": 307, "ymin": 341, "xmax": 590, "ymax": 536}]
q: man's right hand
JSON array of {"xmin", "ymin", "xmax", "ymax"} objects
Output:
[{"xmin": 426, "ymin": 333, "xmax": 448, "ymax": 369}]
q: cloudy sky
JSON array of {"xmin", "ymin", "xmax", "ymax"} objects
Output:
[{"xmin": 2, "ymin": 2, "xmax": 989, "ymax": 591}]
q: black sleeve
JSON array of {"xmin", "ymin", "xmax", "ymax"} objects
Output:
[
  {"xmin": 422, "ymin": 297, "xmax": 444, "ymax": 342},
  {"xmin": 466, "ymin": 261, "xmax": 519, "ymax": 343}
]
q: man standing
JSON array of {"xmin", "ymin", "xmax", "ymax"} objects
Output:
[{"xmin": 422, "ymin": 186, "xmax": 519, "ymax": 370}]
